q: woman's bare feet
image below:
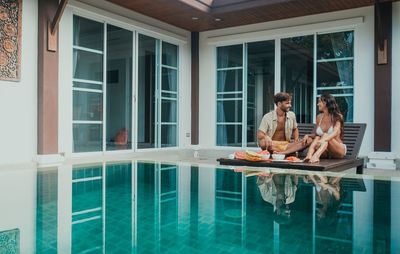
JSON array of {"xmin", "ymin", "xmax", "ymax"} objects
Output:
[{"xmin": 309, "ymin": 155, "xmax": 320, "ymax": 163}]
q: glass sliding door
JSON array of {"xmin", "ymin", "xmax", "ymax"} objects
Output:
[
  {"xmin": 161, "ymin": 42, "xmax": 178, "ymax": 147},
  {"xmin": 72, "ymin": 16, "xmax": 104, "ymax": 152},
  {"xmin": 317, "ymin": 31, "xmax": 354, "ymax": 122},
  {"xmin": 246, "ymin": 40, "xmax": 275, "ymax": 147},
  {"xmin": 106, "ymin": 25, "xmax": 133, "ymax": 150},
  {"xmin": 137, "ymin": 35, "xmax": 157, "ymax": 149},
  {"xmin": 216, "ymin": 42, "xmax": 274, "ymax": 147},
  {"xmin": 216, "ymin": 45, "xmax": 243, "ymax": 146},
  {"xmin": 281, "ymin": 35, "xmax": 314, "ymax": 124},
  {"xmin": 138, "ymin": 35, "xmax": 179, "ymax": 149}
]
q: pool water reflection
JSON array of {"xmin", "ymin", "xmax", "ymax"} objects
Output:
[{"xmin": 1, "ymin": 162, "xmax": 398, "ymax": 253}]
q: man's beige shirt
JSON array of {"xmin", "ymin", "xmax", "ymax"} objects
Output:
[{"xmin": 258, "ymin": 110, "xmax": 298, "ymax": 141}]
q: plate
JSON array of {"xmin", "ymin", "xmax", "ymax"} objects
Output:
[
  {"xmin": 271, "ymin": 159, "xmax": 289, "ymax": 162},
  {"xmin": 288, "ymin": 160, "xmax": 304, "ymax": 163}
]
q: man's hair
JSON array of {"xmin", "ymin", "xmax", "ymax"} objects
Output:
[{"xmin": 274, "ymin": 92, "xmax": 292, "ymax": 105}]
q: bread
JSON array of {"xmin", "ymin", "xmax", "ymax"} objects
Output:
[{"xmin": 245, "ymin": 150, "xmax": 261, "ymax": 160}]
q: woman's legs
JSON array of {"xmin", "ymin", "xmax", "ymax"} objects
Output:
[
  {"xmin": 310, "ymin": 140, "xmax": 328, "ymax": 163},
  {"xmin": 309, "ymin": 135, "xmax": 346, "ymax": 163},
  {"xmin": 326, "ymin": 138, "xmax": 346, "ymax": 158},
  {"xmin": 304, "ymin": 136, "xmax": 320, "ymax": 162}
]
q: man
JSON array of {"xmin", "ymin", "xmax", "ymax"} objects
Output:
[{"xmin": 257, "ymin": 92, "xmax": 309, "ymax": 154}]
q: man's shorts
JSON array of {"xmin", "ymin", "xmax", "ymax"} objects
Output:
[{"xmin": 272, "ymin": 141, "xmax": 289, "ymax": 151}]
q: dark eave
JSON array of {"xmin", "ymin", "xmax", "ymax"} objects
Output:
[{"xmin": 106, "ymin": 0, "xmax": 398, "ymax": 31}]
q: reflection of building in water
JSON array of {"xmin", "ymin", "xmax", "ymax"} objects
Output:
[
  {"xmin": 215, "ymin": 169, "xmax": 247, "ymax": 247},
  {"xmin": 71, "ymin": 165, "xmax": 104, "ymax": 253},
  {"xmin": 36, "ymin": 169, "xmax": 58, "ymax": 253},
  {"xmin": 32, "ymin": 164, "xmax": 399, "ymax": 253},
  {"xmin": 70, "ymin": 163, "xmax": 133, "ymax": 253},
  {"xmin": 252, "ymin": 172, "xmax": 372, "ymax": 253},
  {"xmin": 136, "ymin": 162, "xmax": 179, "ymax": 253}
]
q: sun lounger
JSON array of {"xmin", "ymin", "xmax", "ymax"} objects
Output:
[{"xmin": 217, "ymin": 123, "xmax": 367, "ymax": 174}]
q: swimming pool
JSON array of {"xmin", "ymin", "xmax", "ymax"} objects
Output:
[{"xmin": 1, "ymin": 161, "xmax": 399, "ymax": 253}]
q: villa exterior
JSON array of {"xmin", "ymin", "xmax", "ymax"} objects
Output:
[{"xmin": 0, "ymin": 0, "xmax": 399, "ymax": 167}]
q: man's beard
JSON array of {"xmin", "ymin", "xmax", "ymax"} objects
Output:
[{"xmin": 280, "ymin": 106, "xmax": 290, "ymax": 112}]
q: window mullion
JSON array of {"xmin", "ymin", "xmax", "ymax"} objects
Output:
[
  {"xmin": 242, "ymin": 43, "xmax": 247, "ymax": 147},
  {"xmin": 313, "ymin": 33, "xmax": 317, "ymax": 124},
  {"xmin": 275, "ymin": 38, "xmax": 281, "ymax": 96},
  {"xmin": 158, "ymin": 40, "xmax": 162, "ymax": 148},
  {"xmin": 102, "ymin": 23, "xmax": 107, "ymax": 152}
]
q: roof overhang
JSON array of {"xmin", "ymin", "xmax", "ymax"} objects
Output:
[{"xmin": 105, "ymin": 0, "xmax": 398, "ymax": 31}]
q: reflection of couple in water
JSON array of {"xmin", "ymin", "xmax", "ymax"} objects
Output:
[
  {"xmin": 257, "ymin": 173, "xmax": 298, "ymax": 224},
  {"xmin": 305, "ymin": 173, "xmax": 344, "ymax": 221},
  {"xmin": 257, "ymin": 93, "xmax": 347, "ymax": 163},
  {"xmin": 257, "ymin": 172, "xmax": 344, "ymax": 223}
]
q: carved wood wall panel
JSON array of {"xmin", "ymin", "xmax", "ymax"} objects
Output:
[{"xmin": 0, "ymin": 0, "xmax": 22, "ymax": 81}]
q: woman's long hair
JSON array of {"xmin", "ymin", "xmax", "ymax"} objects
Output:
[{"xmin": 320, "ymin": 94, "xmax": 344, "ymax": 140}]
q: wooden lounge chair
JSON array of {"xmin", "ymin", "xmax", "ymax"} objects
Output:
[{"xmin": 217, "ymin": 123, "xmax": 367, "ymax": 174}]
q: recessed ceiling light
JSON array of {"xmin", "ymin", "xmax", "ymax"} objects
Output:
[
  {"xmin": 192, "ymin": 17, "xmax": 199, "ymax": 20},
  {"xmin": 214, "ymin": 18, "xmax": 222, "ymax": 22}
]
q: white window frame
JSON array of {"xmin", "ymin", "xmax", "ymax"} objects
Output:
[
  {"xmin": 67, "ymin": 4, "xmax": 183, "ymax": 155},
  {"xmin": 213, "ymin": 18, "xmax": 361, "ymax": 148}
]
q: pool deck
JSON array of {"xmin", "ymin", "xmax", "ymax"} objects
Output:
[{"xmin": 1, "ymin": 148, "xmax": 399, "ymax": 178}]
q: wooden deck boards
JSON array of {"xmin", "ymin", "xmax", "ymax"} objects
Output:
[
  {"xmin": 217, "ymin": 123, "xmax": 366, "ymax": 174},
  {"xmin": 217, "ymin": 158, "xmax": 364, "ymax": 173}
]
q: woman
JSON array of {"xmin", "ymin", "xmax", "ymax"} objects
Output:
[{"xmin": 303, "ymin": 94, "xmax": 346, "ymax": 163}]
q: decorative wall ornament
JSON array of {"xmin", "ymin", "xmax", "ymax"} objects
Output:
[
  {"xmin": 0, "ymin": 228, "xmax": 20, "ymax": 253},
  {"xmin": 0, "ymin": 0, "xmax": 22, "ymax": 81}
]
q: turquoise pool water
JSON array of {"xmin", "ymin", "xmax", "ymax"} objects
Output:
[{"xmin": 1, "ymin": 162, "xmax": 399, "ymax": 253}]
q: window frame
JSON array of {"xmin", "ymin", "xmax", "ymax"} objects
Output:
[
  {"xmin": 215, "ymin": 28, "xmax": 356, "ymax": 148},
  {"xmin": 70, "ymin": 9, "xmax": 181, "ymax": 154}
]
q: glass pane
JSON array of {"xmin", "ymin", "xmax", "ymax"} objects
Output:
[
  {"xmin": 73, "ymin": 15, "xmax": 103, "ymax": 51},
  {"xmin": 73, "ymin": 91, "xmax": 103, "ymax": 121},
  {"xmin": 217, "ymin": 125, "xmax": 242, "ymax": 146},
  {"xmin": 217, "ymin": 93, "xmax": 242, "ymax": 99},
  {"xmin": 217, "ymin": 45, "xmax": 242, "ymax": 68},
  {"xmin": 317, "ymin": 31, "xmax": 354, "ymax": 60},
  {"xmin": 247, "ymin": 107, "xmax": 257, "ymax": 147},
  {"xmin": 162, "ymin": 42, "xmax": 178, "ymax": 67},
  {"xmin": 217, "ymin": 100, "xmax": 242, "ymax": 123},
  {"xmin": 317, "ymin": 88, "xmax": 353, "ymax": 95},
  {"xmin": 161, "ymin": 92, "xmax": 177, "ymax": 98},
  {"xmin": 217, "ymin": 69, "xmax": 243, "ymax": 92},
  {"xmin": 73, "ymin": 49, "xmax": 103, "ymax": 81},
  {"xmin": 315, "ymin": 95, "xmax": 353, "ymax": 123},
  {"xmin": 281, "ymin": 35, "xmax": 314, "ymax": 123},
  {"xmin": 73, "ymin": 124, "xmax": 102, "ymax": 152},
  {"xmin": 317, "ymin": 60, "xmax": 353, "ymax": 87},
  {"xmin": 137, "ymin": 34, "xmax": 157, "ymax": 149},
  {"xmin": 73, "ymin": 81, "xmax": 102, "ymax": 90},
  {"xmin": 161, "ymin": 99, "xmax": 177, "ymax": 123},
  {"xmin": 162, "ymin": 68, "xmax": 177, "ymax": 91},
  {"xmin": 161, "ymin": 125, "xmax": 177, "ymax": 147},
  {"xmin": 106, "ymin": 25, "xmax": 133, "ymax": 151},
  {"xmin": 336, "ymin": 96, "xmax": 353, "ymax": 123},
  {"xmin": 247, "ymin": 40, "xmax": 275, "ymax": 146}
]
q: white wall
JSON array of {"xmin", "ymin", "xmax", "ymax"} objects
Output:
[
  {"xmin": 198, "ymin": 7, "xmax": 375, "ymax": 156},
  {"xmin": 58, "ymin": 1, "xmax": 192, "ymax": 156},
  {"xmin": 0, "ymin": 0, "xmax": 37, "ymax": 165},
  {"xmin": 0, "ymin": 168, "xmax": 36, "ymax": 253},
  {"xmin": 392, "ymin": 2, "xmax": 400, "ymax": 155}
]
